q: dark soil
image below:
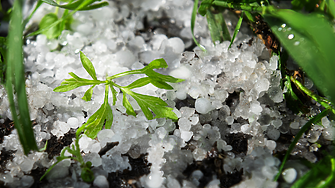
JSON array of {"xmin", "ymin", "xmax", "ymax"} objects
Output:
[{"xmin": 45, "ymin": 128, "xmax": 77, "ymax": 159}]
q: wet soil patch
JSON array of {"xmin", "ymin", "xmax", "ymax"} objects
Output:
[
  {"xmin": 45, "ymin": 128, "xmax": 77, "ymax": 159},
  {"xmin": 0, "ymin": 119, "xmax": 15, "ymax": 144},
  {"xmin": 108, "ymin": 154, "xmax": 150, "ymax": 188}
]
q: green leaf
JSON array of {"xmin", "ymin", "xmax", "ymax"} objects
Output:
[
  {"xmin": 206, "ymin": 8, "xmax": 231, "ymax": 44},
  {"xmin": 5, "ymin": 0, "xmax": 39, "ymax": 155},
  {"xmin": 149, "ymin": 79, "xmax": 174, "ymax": 90},
  {"xmin": 39, "ymin": 13, "xmax": 62, "ymax": 39},
  {"xmin": 291, "ymin": 0, "xmax": 318, "ymax": 12},
  {"xmin": 122, "ymin": 92, "xmax": 136, "ymax": 116},
  {"xmin": 263, "ymin": 10, "xmax": 335, "ymax": 106},
  {"xmin": 143, "ymin": 58, "xmax": 168, "ymax": 70},
  {"xmin": 292, "ymin": 155, "xmax": 335, "ymax": 188},
  {"xmin": 126, "ymin": 77, "xmax": 151, "ymax": 89},
  {"xmin": 84, "ymin": 85, "xmax": 113, "ymax": 138},
  {"xmin": 82, "ymin": 85, "xmax": 95, "ymax": 101},
  {"xmin": 123, "ymin": 88, "xmax": 178, "ymax": 120},
  {"xmin": 198, "ymin": 0, "xmax": 213, "ymax": 16},
  {"xmin": 229, "ymin": 11, "xmax": 243, "ymax": 49},
  {"xmin": 144, "ymin": 69, "xmax": 184, "ymax": 84},
  {"xmin": 191, "ymin": 0, "xmax": 206, "ymax": 51},
  {"xmin": 109, "ymin": 84, "xmax": 117, "ymax": 106},
  {"xmin": 274, "ymin": 108, "xmax": 330, "ymax": 181},
  {"xmin": 54, "ymin": 72, "xmax": 103, "ymax": 92},
  {"xmin": 80, "ymin": 51, "xmax": 97, "ymax": 80},
  {"xmin": 325, "ymin": 0, "xmax": 335, "ymax": 18},
  {"xmin": 41, "ymin": 0, "xmax": 108, "ymax": 11},
  {"xmin": 29, "ymin": 0, "xmax": 101, "ymax": 38},
  {"xmin": 54, "ymin": 82, "xmax": 83, "ymax": 92},
  {"xmin": 81, "ymin": 167, "xmax": 94, "ymax": 183}
]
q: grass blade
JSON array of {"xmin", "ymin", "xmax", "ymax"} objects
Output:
[
  {"xmin": 6, "ymin": 0, "xmax": 38, "ymax": 155},
  {"xmin": 325, "ymin": 0, "xmax": 335, "ymax": 18},
  {"xmin": 274, "ymin": 108, "xmax": 330, "ymax": 181},
  {"xmin": 228, "ymin": 11, "xmax": 243, "ymax": 49}
]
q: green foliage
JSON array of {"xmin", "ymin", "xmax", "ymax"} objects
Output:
[
  {"xmin": 206, "ymin": 7, "xmax": 231, "ymax": 44},
  {"xmin": 263, "ymin": 9, "xmax": 335, "ymax": 106},
  {"xmin": 54, "ymin": 52, "xmax": 183, "ymax": 139},
  {"xmin": 40, "ymin": 133, "xmax": 95, "ymax": 182},
  {"xmin": 39, "ymin": 12, "xmax": 70, "ymax": 39},
  {"xmin": 5, "ymin": 0, "xmax": 39, "ymax": 155},
  {"xmin": 291, "ymin": 0, "xmax": 319, "ymax": 12},
  {"xmin": 29, "ymin": 0, "xmax": 108, "ymax": 39},
  {"xmin": 41, "ymin": 0, "xmax": 109, "ymax": 11},
  {"xmin": 42, "ymin": 52, "xmax": 184, "ymax": 181},
  {"xmin": 292, "ymin": 155, "xmax": 335, "ymax": 188}
]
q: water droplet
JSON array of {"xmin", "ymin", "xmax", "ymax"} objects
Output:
[
  {"xmin": 288, "ymin": 34, "xmax": 294, "ymax": 39},
  {"xmin": 278, "ymin": 27, "xmax": 283, "ymax": 31},
  {"xmin": 281, "ymin": 23, "xmax": 286, "ymax": 28},
  {"xmin": 294, "ymin": 41, "xmax": 300, "ymax": 46},
  {"xmin": 287, "ymin": 27, "xmax": 292, "ymax": 31}
]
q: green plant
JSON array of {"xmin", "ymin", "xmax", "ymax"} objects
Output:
[
  {"xmin": 4, "ymin": 0, "xmax": 39, "ymax": 155},
  {"xmin": 1, "ymin": 0, "xmax": 109, "ymax": 155},
  {"xmin": 39, "ymin": 52, "xmax": 183, "ymax": 181},
  {"xmin": 191, "ymin": 0, "xmax": 335, "ymax": 186},
  {"xmin": 26, "ymin": 0, "xmax": 109, "ymax": 39}
]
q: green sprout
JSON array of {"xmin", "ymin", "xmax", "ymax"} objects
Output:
[{"xmin": 40, "ymin": 52, "xmax": 183, "ymax": 181}]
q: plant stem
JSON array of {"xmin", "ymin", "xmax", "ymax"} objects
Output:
[
  {"xmin": 212, "ymin": 1, "xmax": 263, "ymax": 12},
  {"xmin": 290, "ymin": 76, "xmax": 335, "ymax": 114}
]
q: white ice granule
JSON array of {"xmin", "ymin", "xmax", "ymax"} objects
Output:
[
  {"xmin": 254, "ymin": 78, "xmax": 270, "ymax": 94},
  {"xmin": 323, "ymin": 126, "xmax": 335, "ymax": 140},
  {"xmin": 21, "ymin": 175, "xmax": 34, "ymax": 187},
  {"xmin": 178, "ymin": 118, "xmax": 191, "ymax": 131},
  {"xmin": 192, "ymin": 148, "xmax": 207, "ymax": 161},
  {"xmin": 46, "ymin": 159, "xmax": 71, "ymax": 180},
  {"xmin": 267, "ymin": 128, "xmax": 280, "ymax": 141},
  {"xmin": 268, "ymin": 55, "xmax": 279, "ymax": 71},
  {"xmin": 115, "ymin": 49, "xmax": 136, "ymax": 67},
  {"xmin": 190, "ymin": 170, "xmax": 203, "ymax": 186},
  {"xmin": 180, "ymin": 130, "xmax": 193, "ymax": 142},
  {"xmin": 290, "ymin": 122, "xmax": 300, "ymax": 129},
  {"xmin": 97, "ymin": 129, "xmax": 115, "ymax": 148},
  {"xmin": 93, "ymin": 175, "xmax": 109, "ymax": 188},
  {"xmin": 169, "ymin": 65, "xmax": 192, "ymax": 79},
  {"xmin": 249, "ymin": 101, "xmax": 263, "ymax": 115},
  {"xmin": 195, "ymin": 98, "xmax": 212, "ymax": 114},
  {"xmin": 282, "ymin": 168, "xmax": 297, "ymax": 184},
  {"xmin": 168, "ymin": 37, "xmax": 185, "ymax": 54},
  {"xmin": 180, "ymin": 107, "xmax": 195, "ymax": 118},
  {"xmin": 67, "ymin": 117, "xmax": 79, "ymax": 129},
  {"xmin": 217, "ymin": 140, "xmax": 232, "ymax": 152},
  {"xmin": 19, "ymin": 158, "xmax": 34, "ymax": 172},
  {"xmin": 167, "ymin": 175, "xmax": 181, "ymax": 188}
]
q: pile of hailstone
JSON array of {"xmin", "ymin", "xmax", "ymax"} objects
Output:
[{"xmin": 1, "ymin": 0, "xmax": 335, "ymax": 188}]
